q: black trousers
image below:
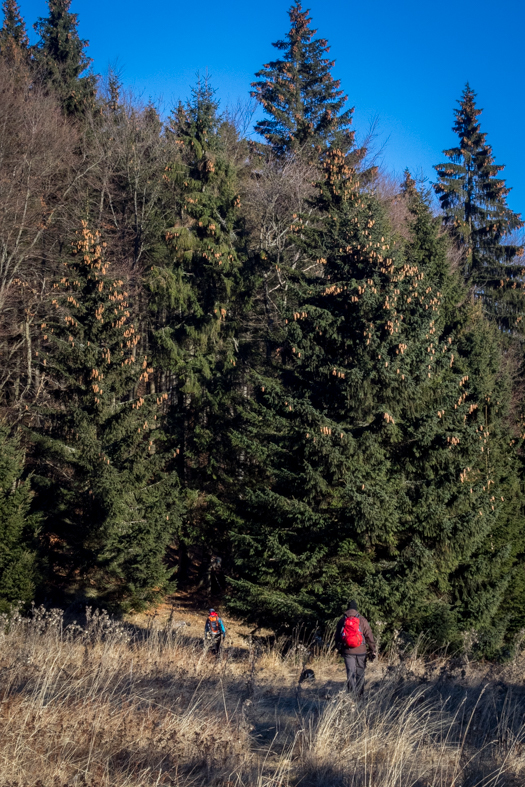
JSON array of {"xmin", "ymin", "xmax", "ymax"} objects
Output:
[
  {"xmin": 343, "ymin": 653, "xmax": 367, "ymax": 695},
  {"xmin": 208, "ymin": 634, "xmax": 222, "ymax": 656}
]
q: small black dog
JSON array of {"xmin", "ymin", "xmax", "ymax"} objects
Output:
[{"xmin": 298, "ymin": 668, "xmax": 315, "ymax": 684}]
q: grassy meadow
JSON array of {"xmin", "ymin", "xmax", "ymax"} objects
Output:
[{"xmin": 0, "ymin": 605, "xmax": 524, "ymax": 786}]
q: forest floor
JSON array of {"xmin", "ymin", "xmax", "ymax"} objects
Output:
[{"xmin": 0, "ymin": 595, "xmax": 525, "ymax": 786}]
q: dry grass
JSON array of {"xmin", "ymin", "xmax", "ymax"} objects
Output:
[{"xmin": 0, "ymin": 606, "xmax": 525, "ymax": 786}]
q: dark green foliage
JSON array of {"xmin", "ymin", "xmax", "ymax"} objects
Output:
[
  {"xmin": 35, "ymin": 224, "xmax": 180, "ymax": 609},
  {"xmin": 0, "ymin": 425, "xmax": 39, "ymax": 612},
  {"xmin": 0, "ymin": 0, "xmax": 29, "ymax": 66},
  {"xmin": 152, "ymin": 78, "xmax": 242, "ymax": 398},
  {"xmin": 251, "ymin": 1, "xmax": 356, "ymax": 159},
  {"xmin": 148, "ymin": 76, "xmax": 245, "ymax": 550},
  {"xmin": 160, "ymin": 78, "xmax": 242, "ymax": 366},
  {"xmin": 33, "ymin": 0, "xmax": 96, "ymax": 116},
  {"xmin": 434, "ymin": 84, "xmax": 524, "ymax": 335},
  {"xmin": 228, "ymin": 156, "xmax": 521, "ymax": 652},
  {"xmin": 404, "ymin": 174, "xmax": 525, "ymax": 652}
]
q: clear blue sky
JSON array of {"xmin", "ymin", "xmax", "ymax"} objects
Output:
[{"xmin": 15, "ymin": 0, "xmax": 525, "ymax": 216}]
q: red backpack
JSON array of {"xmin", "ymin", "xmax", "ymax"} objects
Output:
[
  {"xmin": 208, "ymin": 613, "xmax": 220, "ymax": 635},
  {"xmin": 342, "ymin": 615, "xmax": 363, "ymax": 649}
]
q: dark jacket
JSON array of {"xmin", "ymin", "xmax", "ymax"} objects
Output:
[{"xmin": 335, "ymin": 609, "xmax": 376, "ymax": 656}]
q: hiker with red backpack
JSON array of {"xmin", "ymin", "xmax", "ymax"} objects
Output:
[
  {"xmin": 335, "ymin": 600, "xmax": 376, "ymax": 696},
  {"xmin": 204, "ymin": 609, "xmax": 226, "ymax": 656}
]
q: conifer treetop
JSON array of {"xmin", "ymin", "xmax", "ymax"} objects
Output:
[
  {"xmin": 34, "ymin": 0, "xmax": 96, "ymax": 116},
  {"xmin": 169, "ymin": 73, "xmax": 221, "ymax": 154},
  {"xmin": 434, "ymin": 84, "xmax": 522, "ymax": 270},
  {"xmin": 434, "ymin": 84, "xmax": 524, "ymax": 333},
  {"xmin": 0, "ymin": 0, "xmax": 29, "ymax": 64},
  {"xmin": 251, "ymin": 1, "xmax": 355, "ymax": 159}
]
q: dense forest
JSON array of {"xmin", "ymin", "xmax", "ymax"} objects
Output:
[{"xmin": 1, "ymin": 0, "xmax": 524, "ymax": 657}]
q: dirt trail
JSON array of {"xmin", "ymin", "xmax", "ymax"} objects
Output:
[{"xmin": 127, "ymin": 589, "xmax": 278, "ymax": 651}]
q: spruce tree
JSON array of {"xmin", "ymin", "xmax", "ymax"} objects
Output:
[
  {"xmin": 228, "ymin": 155, "xmax": 516, "ymax": 650},
  {"xmin": 148, "ymin": 76, "xmax": 245, "ymax": 556},
  {"xmin": 434, "ymin": 85, "xmax": 524, "ymax": 335},
  {"xmin": 251, "ymin": 1, "xmax": 356, "ymax": 159},
  {"xmin": 35, "ymin": 223, "xmax": 180, "ymax": 609},
  {"xmin": 0, "ymin": 0, "xmax": 29, "ymax": 66},
  {"xmin": 0, "ymin": 425, "xmax": 39, "ymax": 613},
  {"xmin": 402, "ymin": 173, "xmax": 525, "ymax": 650},
  {"xmin": 33, "ymin": 0, "xmax": 96, "ymax": 116}
]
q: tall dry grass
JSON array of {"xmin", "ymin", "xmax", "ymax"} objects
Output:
[{"xmin": 0, "ymin": 606, "xmax": 524, "ymax": 786}]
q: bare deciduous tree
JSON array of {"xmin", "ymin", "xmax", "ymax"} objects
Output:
[
  {"xmin": 83, "ymin": 89, "xmax": 176, "ymax": 273},
  {"xmin": 0, "ymin": 61, "xmax": 94, "ymax": 409},
  {"xmin": 239, "ymin": 154, "xmax": 317, "ymax": 327}
]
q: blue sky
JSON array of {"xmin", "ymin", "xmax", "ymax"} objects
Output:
[{"xmin": 15, "ymin": 0, "xmax": 525, "ymax": 216}]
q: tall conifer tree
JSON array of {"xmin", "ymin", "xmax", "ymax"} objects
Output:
[
  {"xmin": 0, "ymin": 0, "xmax": 29, "ymax": 66},
  {"xmin": 434, "ymin": 85, "xmax": 524, "ymax": 335},
  {"xmin": 33, "ymin": 0, "xmax": 96, "ymax": 116},
  {"xmin": 34, "ymin": 224, "xmax": 180, "ymax": 609},
  {"xmin": 228, "ymin": 156, "xmax": 516, "ymax": 650},
  {"xmin": 251, "ymin": 1, "xmax": 356, "ymax": 159},
  {"xmin": 402, "ymin": 174, "xmax": 525, "ymax": 649},
  {"xmin": 148, "ymin": 77, "xmax": 243, "ymax": 552}
]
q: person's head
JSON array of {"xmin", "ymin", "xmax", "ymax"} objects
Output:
[
  {"xmin": 347, "ymin": 599, "xmax": 358, "ymax": 612},
  {"xmin": 209, "ymin": 608, "xmax": 216, "ymax": 615}
]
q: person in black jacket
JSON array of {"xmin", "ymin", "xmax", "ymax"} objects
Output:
[{"xmin": 335, "ymin": 600, "xmax": 376, "ymax": 695}]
